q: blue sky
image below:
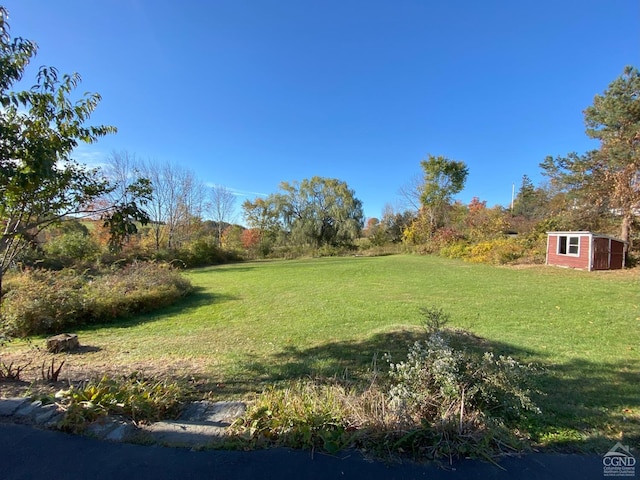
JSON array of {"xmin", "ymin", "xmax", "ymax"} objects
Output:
[{"xmin": 4, "ymin": 1, "xmax": 639, "ymax": 221}]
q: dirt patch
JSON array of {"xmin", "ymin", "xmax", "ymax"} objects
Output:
[{"xmin": 0, "ymin": 346, "xmax": 215, "ymax": 400}]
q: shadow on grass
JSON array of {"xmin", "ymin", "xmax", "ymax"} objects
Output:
[
  {"xmin": 77, "ymin": 287, "xmax": 239, "ymax": 333},
  {"xmin": 210, "ymin": 327, "xmax": 639, "ymax": 452},
  {"xmin": 65, "ymin": 345, "xmax": 102, "ymax": 354},
  {"xmin": 528, "ymin": 357, "xmax": 640, "ymax": 450},
  {"xmin": 194, "ymin": 265, "xmax": 257, "ymax": 274}
]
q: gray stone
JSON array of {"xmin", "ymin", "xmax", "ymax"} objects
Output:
[
  {"xmin": 179, "ymin": 401, "xmax": 246, "ymax": 424},
  {"xmin": 46, "ymin": 333, "xmax": 79, "ymax": 353},
  {"xmin": 85, "ymin": 418, "xmax": 112, "ymax": 439},
  {"xmin": 144, "ymin": 420, "xmax": 230, "ymax": 447},
  {"xmin": 15, "ymin": 400, "xmax": 42, "ymax": 418},
  {"xmin": 144, "ymin": 401, "xmax": 246, "ymax": 448},
  {"xmin": 104, "ymin": 420, "xmax": 137, "ymax": 442},
  {"xmin": 0, "ymin": 398, "xmax": 29, "ymax": 416},
  {"xmin": 44, "ymin": 413, "xmax": 65, "ymax": 428},
  {"xmin": 34, "ymin": 404, "xmax": 60, "ymax": 425}
]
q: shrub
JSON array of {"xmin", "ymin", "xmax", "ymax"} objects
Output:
[
  {"xmin": 231, "ymin": 307, "xmax": 541, "ymax": 461},
  {"xmin": 387, "ymin": 334, "xmax": 540, "ymax": 425},
  {"xmin": 439, "ymin": 241, "xmax": 470, "ymax": 260},
  {"xmin": 56, "ymin": 374, "xmax": 186, "ymax": 433},
  {"xmin": 1, "ymin": 269, "xmax": 89, "ymax": 336},
  {"xmin": 466, "ymin": 238, "xmax": 528, "ymax": 265},
  {"xmin": 44, "ymin": 231, "xmax": 101, "ymax": 267},
  {"xmin": 85, "ymin": 262, "xmax": 194, "ymax": 321},
  {"xmin": 147, "ymin": 241, "xmax": 242, "ymax": 268},
  {"xmin": 379, "ymin": 306, "xmax": 542, "ymax": 459},
  {"xmin": 1, "ymin": 262, "xmax": 193, "ymax": 336}
]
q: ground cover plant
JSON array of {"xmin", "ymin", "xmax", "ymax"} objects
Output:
[{"xmin": 1, "ymin": 255, "xmax": 638, "ymax": 455}]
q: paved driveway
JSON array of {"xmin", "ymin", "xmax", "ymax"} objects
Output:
[{"xmin": 0, "ymin": 423, "xmax": 609, "ymax": 480}]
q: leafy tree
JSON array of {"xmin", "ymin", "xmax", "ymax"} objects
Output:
[
  {"xmin": 242, "ymin": 196, "xmax": 281, "ymax": 255},
  {"xmin": 221, "ymin": 224, "xmax": 243, "ymax": 251},
  {"xmin": 0, "ymin": 8, "xmax": 149, "ymax": 296},
  {"xmin": 241, "ymin": 228, "xmax": 261, "ymax": 251},
  {"xmin": 419, "ymin": 155, "xmax": 469, "ymax": 233},
  {"xmin": 363, "ymin": 217, "xmax": 389, "ymax": 246},
  {"xmin": 381, "ymin": 204, "xmax": 415, "ymax": 243},
  {"xmin": 277, "ymin": 176, "xmax": 364, "ymax": 248},
  {"xmin": 464, "ymin": 198, "xmax": 508, "ymax": 241},
  {"xmin": 541, "ymin": 66, "xmax": 640, "ymax": 248}
]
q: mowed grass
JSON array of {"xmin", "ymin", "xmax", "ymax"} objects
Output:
[{"xmin": 4, "ymin": 255, "xmax": 639, "ymax": 449}]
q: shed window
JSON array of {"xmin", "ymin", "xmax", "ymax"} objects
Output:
[{"xmin": 558, "ymin": 235, "xmax": 579, "ymax": 255}]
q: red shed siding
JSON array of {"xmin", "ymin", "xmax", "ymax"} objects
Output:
[
  {"xmin": 546, "ymin": 234, "xmax": 590, "ymax": 269},
  {"xmin": 546, "ymin": 232, "xmax": 626, "ymax": 270}
]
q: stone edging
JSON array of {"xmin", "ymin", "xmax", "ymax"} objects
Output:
[{"xmin": 0, "ymin": 397, "xmax": 246, "ymax": 447}]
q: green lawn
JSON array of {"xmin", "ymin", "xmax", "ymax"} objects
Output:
[{"xmin": 6, "ymin": 255, "xmax": 640, "ymax": 450}]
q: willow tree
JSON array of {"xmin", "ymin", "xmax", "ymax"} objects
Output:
[{"xmin": 277, "ymin": 176, "xmax": 364, "ymax": 248}]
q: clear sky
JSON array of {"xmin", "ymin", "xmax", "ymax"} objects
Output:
[{"xmin": 3, "ymin": 1, "xmax": 639, "ymax": 221}]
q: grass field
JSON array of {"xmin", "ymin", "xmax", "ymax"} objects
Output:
[{"xmin": 2, "ymin": 254, "xmax": 639, "ymax": 450}]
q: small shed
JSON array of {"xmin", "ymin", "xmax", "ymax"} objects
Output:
[{"xmin": 546, "ymin": 231, "xmax": 626, "ymax": 271}]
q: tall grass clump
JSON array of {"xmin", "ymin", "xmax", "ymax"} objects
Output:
[
  {"xmin": 1, "ymin": 262, "xmax": 193, "ymax": 336},
  {"xmin": 232, "ymin": 381, "xmax": 355, "ymax": 453}
]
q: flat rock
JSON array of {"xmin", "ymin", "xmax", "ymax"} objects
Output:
[
  {"xmin": 34, "ymin": 404, "xmax": 60, "ymax": 425},
  {"xmin": 15, "ymin": 400, "xmax": 43, "ymax": 418},
  {"xmin": 0, "ymin": 398, "xmax": 29, "ymax": 416},
  {"xmin": 179, "ymin": 401, "xmax": 246, "ymax": 424},
  {"xmin": 46, "ymin": 333, "xmax": 79, "ymax": 353},
  {"xmin": 86, "ymin": 416, "xmax": 137, "ymax": 443},
  {"xmin": 144, "ymin": 401, "xmax": 246, "ymax": 447},
  {"xmin": 145, "ymin": 420, "xmax": 231, "ymax": 447}
]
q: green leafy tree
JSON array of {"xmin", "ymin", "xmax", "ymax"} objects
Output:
[
  {"xmin": 541, "ymin": 66, "xmax": 640, "ymax": 248},
  {"xmin": 242, "ymin": 196, "xmax": 282, "ymax": 255},
  {"xmin": 380, "ymin": 204, "xmax": 415, "ymax": 243},
  {"xmin": 277, "ymin": 176, "xmax": 364, "ymax": 248},
  {"xmin": 0, "ymin": 8, "xmax": 149, "ymax": 296},
  {"xmin": 419, "ymin": 155, "xmax": 469, "ymax": 234},
  {"xmin": 363, "ymin": 217, "xmax": 389, "ymax": 246}
]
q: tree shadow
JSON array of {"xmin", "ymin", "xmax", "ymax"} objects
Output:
[
  {"xmin": 195, "ymin": 265, "xmax": 257, "ymax": 274},
  {"xmin": 206, "ymin": 327, "xmax": 639, "ymax": 451},
  {"xmin": 64, "ymin": 345, "xmax": 102, "ymax": 354},
  {"xmin": 77, "ymin": 287, "xmax": 239, "ymax": 332}
]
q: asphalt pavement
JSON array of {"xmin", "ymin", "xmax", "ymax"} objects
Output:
[{"xmin": 0, "ymin": 423, "xmax": 610, "ymax": 480}]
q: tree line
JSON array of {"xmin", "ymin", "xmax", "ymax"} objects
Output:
[
  {"xmin": 363, "ymin": 67, "xmax": 639, "ymax": 262},
  {"xmin": 1, "ymin": 4, "xmax": 638, "ymax": 295}
]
